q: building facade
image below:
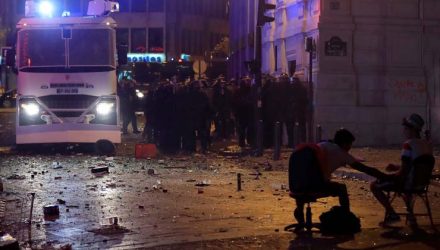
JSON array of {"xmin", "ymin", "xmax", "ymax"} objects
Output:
[
  {"xmin": 0, "ymin": 0, "xmax": 229, "ymax": 64},
  {"xmin": 229, "ymin": 0, "xmax": 257, "ymax": 78},
  {"xmin": 230, "ymin": 0, "xmax": 440, "ymax": 145}
]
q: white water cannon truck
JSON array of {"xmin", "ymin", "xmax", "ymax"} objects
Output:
[{"xmin": 7, "ymin": 0, "xmax": 124, "ymax": 153}]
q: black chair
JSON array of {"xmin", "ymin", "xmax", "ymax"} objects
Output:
[
  {"xmin": 386, "ymin": 154, "xmax": 436, "ymax": 230},
  {"xmin": 285, "ymin": 146, "xmax": 332, "ymax": 232}
]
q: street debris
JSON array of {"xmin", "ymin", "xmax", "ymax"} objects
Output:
[
  {"xmin": 195, "ymin": 180, "xmax": 211, "ymax": 187},
  {"xmin": 6, "ymin": 174, "xmax": 25, "ymax": 180},
  {"xmin": 91, "ymin": 166, "xmax": 109, "ymax": 174},
  {"xmin": 57, "ymin": 199, "xmax": 66, "ymax": 205},
  {"xmin": 43, "ymin": 205, "xmax": 60, "ymax": 217},
  {"xmin": 263, "ymin": 162, "xmax": 273, "ymax": 171},
  {"xmin": 52, "ymin": 161, "xmax": 63, "ymax": 169},
  {"xmin": 0, "ymin": 233, "xmax": 19, "ymax": 250},
  {"xmin": 89, "ymin": 224, "xmax": 130, "ymax": 235}
]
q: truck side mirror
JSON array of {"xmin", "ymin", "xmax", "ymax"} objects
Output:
[
  {"xmin": 117, "ymin": 44, "xmax": 128, "ymax": 66},
  {"xmin": 1, "ymin": 47, "xmax": 16, "ymax": 68}
]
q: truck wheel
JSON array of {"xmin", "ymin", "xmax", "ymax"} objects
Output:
[{"xmin": 95, "ymin": 140, "xmax": 115, "ymax": 156}]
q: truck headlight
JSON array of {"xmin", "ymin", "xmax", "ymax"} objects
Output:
[
  {"xmin": 136, "ymin": 92, "xmax": 144, "ymax": 98},
  {"xmin": 96, "ymin": 102, "xmax": 114, "ymax": 116},
  {"xmin": 21, "ymin": 103, "xmax": 40, "ymax": 116}
]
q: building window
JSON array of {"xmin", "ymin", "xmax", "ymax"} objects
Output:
[
  {"xmin": 148, "ymin": 28, "xmax": 164, "ymax": 53},
  {"xmin": 119, "ymin": 0, "xmax": 130, "ymax": 12},
  {"xmin": 148, "ymin": 0, "xmax": 164, "ymax": 12},
  {"xmin": 132, "ymin": 0, "xmax": 146, "ymax": 12},
  {"xmin": 131, "ymin": 28, "xmax": 146, "ymax": 53},
  {"xmin": 65, "ymin": 0, "xmax": 81, "ymax": 14},
  {"xmin": 116, "ymin": 28, "xmax": 129, "ymax": 46}
]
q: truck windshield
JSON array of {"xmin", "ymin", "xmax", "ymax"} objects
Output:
[
  {"xmin": 69, "ymin": 29, "xmax": 115, "ymax": 67},
  {"xmin": 18, "ymin": 29, "xmax": 65, "ymax": 68},
  {"xmin": 18, "ymin": 28, "xmax": 115, "ymax": 70}
]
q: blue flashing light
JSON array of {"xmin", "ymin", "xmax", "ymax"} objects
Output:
[{"xmin": 38, "ymin": 1, "xmax": 54, "ymax": 18}]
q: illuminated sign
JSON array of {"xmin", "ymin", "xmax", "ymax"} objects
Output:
[
  {"xmin": 127, "ymin": 53, "xmax": 165, "ymax": 63},
  {"xmin": 180, "ymin": 54, "xmax": 191, "ymax": 62}
]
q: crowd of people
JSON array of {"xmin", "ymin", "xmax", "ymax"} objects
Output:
[{"xmin": 117, "ymin": 74, "xmax": 309, "ymax": 154}]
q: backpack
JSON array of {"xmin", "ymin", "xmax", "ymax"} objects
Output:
[{"xmin": 319, "ymin": 206, "xmax": 361, "ymax": 235}]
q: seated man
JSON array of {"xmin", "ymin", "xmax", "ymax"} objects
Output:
[
  {"xmin": 370, "ymin": 113, "xmax": 433, "ymax": 226},
  {"xmin": 291, "ymin": 129, "xmax": 389, "ymax": 229}
]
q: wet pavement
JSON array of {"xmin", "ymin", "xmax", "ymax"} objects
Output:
[{"xmin": 0, "ymin": 111, "xmax": 440, "ymax": 249}]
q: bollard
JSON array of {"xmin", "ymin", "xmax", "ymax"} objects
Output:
[
  {"xmin": 29, "ymin": 193, "xmax": 35, "ymax": 225},
  {"xmin": 256, "ymin": 120, "xmax": 264, "ymax": 156},
  {"xmin": 315, "ymin": 124, "xmax": 322, "ymax": 143},
  {"xmin": 237, "ymin": 173, "xmax": 242, "ymax": 191},
  {"xmin": 273, "ymin": 121, "xmax": 281, "ymax": 160}
]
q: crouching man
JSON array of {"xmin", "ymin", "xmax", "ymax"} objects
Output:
[{"xmin": 290, "ymin": 129, "xmax": 390, "ymax": 229}]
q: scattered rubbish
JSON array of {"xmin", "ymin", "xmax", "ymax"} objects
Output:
[
  {"xmin": 0, "ymin": 178, "xmax": 3, "ymax": 192},
  {"xmin": 57, "ymin": 199, "xmax": 66, "ymax": 205},
  {"xmin": 195, "ymin": 180, "xmax": 210, "ymax": 187},
  {"xmin": 105, "ymin": 157, "xmax": 114, "ymax": 161},
  {"xmin": 52, "ymin": 161, "xmax": 63, "ymax": 169},
  {"xmin": 139, "ymin": 205, "xmax": 145, "ymax": 209},
  {"xmin": 109, "ymin": 217, "xmax": 119, "ymax": 225},
  {"xmin": 162, "ymin": 189, "xmax": 168, "ymax": 193},
  {"xmin": 264, "ymin": 162, "xmax": 273, "ymax": 171},
  {"xmin": 106, "ymin": 183, "xmax": 117, "ymax": 188},
  {"xmin": 88, "ymin": 224, "xmax": 130, "ymax": 235},
  {"xmin": 218, "ymin": 228, "xmax": 229, "ymax": 233},
  {"xmin": 43, "ymin": 205, "xmax": 60, "ymax": 216},
  {"xmin": 158, "ymin": 160, "xmax": 165, "ymax": 164},
  {"xmin": 186, "ymin": 179, "xmax": 197, "ymax": 182},
  {"xmin": 54, "ymin": 176, "xmax": 62, "ymax": 180},
  {"xmin": 249, "ymin": 171, "xmax": 262, "ymax": 176},
  {"xmin": 91, "ymin": 166, "xmax": 109, "ymax": 174},
  {"xmin": 197, "ymin": 188, "xmax": 204, "ymax": 194},
  {"xmin": 147, "ymin": 169, "xmax": 155, "ymax": 175},
  {"xmin": 0, "ymin": 233, "xmax": 19, "ymax": 249},
  {"xmin": 7, "ymin": 174, "xmax": 25, "ymax": 180}
]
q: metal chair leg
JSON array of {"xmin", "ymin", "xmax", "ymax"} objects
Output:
[
  {"xmin": 422, "ymin": 193, "xmax": 436, "ymax": 231},
  {"xmin": 306, "ymin": 204, "xmax": 312, "ymax": 231}
]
